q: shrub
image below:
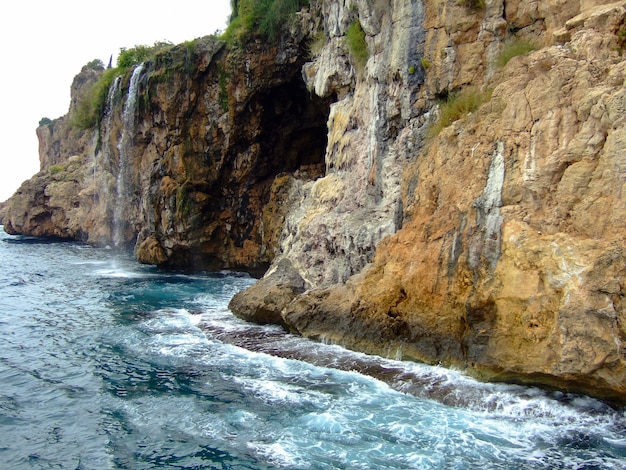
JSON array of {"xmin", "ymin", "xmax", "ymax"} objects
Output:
[
  {"xmin": 117, "ymin": 42, "xmax": 171, "ymax": 69},
  {"xmin": 259, "ymin": 0, "xmax": 303, "ymax": 39},
  {"xmin": 457, "ymin": 0, "xmax": 485, "ymax": 9},
  {"xmin": 85, "ymin": 59, "xmax": 105, "ymax": 70},
  {"xmin": 49, "ymin": 165, "xmax": 64, "ymax": 175},
  {"xmin": 220, "ymin": 16, "xmax": 244, "ymax": 43},
  {"xmin": 428, "ymin": 87, "xmax": 492, "ymax": 138},
  {"xmin": 38, "ymin": 117, "xmax": 53, "ymax": 127},
  {"xmin": 223, "ymin": 0, "xmax": 309, "ymax": 43},
  {"xmin": 496, "ymin": 38, "xmax": 539, "ymax": 67},
  {"xmin": 345, "ymin": 20, "xmax": 368, "ymax": 71}
]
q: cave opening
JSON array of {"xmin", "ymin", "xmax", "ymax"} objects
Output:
[
  {"xmin": 203, "ymin": 73, "xmax": 335, "ymax": 273},
  {"xmin": 255, "ymin": 78, "xmax": 333, "ymax": 181}
]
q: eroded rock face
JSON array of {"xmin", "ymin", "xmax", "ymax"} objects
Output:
[
  {"xmin": 232, "ymin": 0, "xmax": 626, "ymax": 401},
  {"xmin": 229, "ymin": 258, "xmax": 306, "ymax": 327},
  {"xmin": 4, "ymin": 65, "xmax": 100, "ymax": 240},
  {"xmin": 124, "ymin": 36, "xmax": 332, "ymax": 272},
  {"xmin": 247, "ymin": 2, "xmax": 626, "ymax": 401},
  {"xmin": 4, "ymin": 154, "xmax": 92, "ymax": 240}
]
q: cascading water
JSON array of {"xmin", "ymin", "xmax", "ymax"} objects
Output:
[
  {"xmin": 112, "ymin": 63, "xmax": 145, "ymax": 248},
  {"xmin": 99, "ymin": 76, "xmax": 122, "ymax": 229}
]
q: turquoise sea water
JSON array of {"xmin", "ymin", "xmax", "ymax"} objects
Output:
[{"xmin": 0, "ymin": 229, "xmax": 625, "ymax": 469}]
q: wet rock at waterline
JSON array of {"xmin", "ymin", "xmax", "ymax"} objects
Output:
[{"xmin": 229, "ymin": 259, "xmax": 306, "ymax": 327}]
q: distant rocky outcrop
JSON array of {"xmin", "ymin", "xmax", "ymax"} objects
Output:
[
  {"xmin": 4, "ymin": 0, "xmax": 626, "ymax": 402},
  {"xmin": 4, "ymin": 32, "xmax": 331, "ymax": 273}
]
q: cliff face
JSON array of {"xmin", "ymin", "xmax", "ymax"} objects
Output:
[
  {"xmin": 5, "ymin": 30, "xmax": 331, "ymax": 273},
  {"xmin": 4, "ymin": 0, "xmax": 626, "ymax": 400},
  {"xmin": 232, "ymin": 0, "xmax": 626, "ymax": 402}
]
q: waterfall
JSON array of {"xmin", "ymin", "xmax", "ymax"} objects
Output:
[
  {"xmin": 96, "ymin": 75, "xmax": 122, "ymax": 245},
  {"xmin": 112, "ymin": 63, "xmax": 145, "ymax": 248}
]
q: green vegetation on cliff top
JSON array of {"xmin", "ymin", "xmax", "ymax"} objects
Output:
[
  {"xmin": 71, "ymin": 67, "xmax": 118, "ymax": 130},
  {"xmin": 223, "ymin": 0, "xmax": 309, "ymax": 42},
  {"xmin": 38, "ymin": 117, "xmax": 54, "ymax": 127},
  {"xmin": 72, "ymin": 0, "xmax": 310, "ymax": 130},
  {"xmin": 71, "ymin": 41, "xmax": 184, "ymax": 130}
]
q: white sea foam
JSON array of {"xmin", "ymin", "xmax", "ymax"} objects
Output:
[
  {"xmin": 233, "ymin": 376, "xmax": 307, "ymax": 405},
  {"xmin": 250, "ymin": 440, "xmax": 308, "ymax": 469},
  {"xmin": 303, "ymin": 412, "xmax": 348, "ymax": 435},
  {"xmin": 109, "ymin": 285, "xmax": 626, "ymax": 470},
  {"xmin": 8, "ymin": 233, "xmax": 626, "ymax": 469},
  {"xmin": 95, "ymin": 267, "xmax": 141, "ymax": 278}
]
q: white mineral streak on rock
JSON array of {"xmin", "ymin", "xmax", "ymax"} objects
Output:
[
  {"xmin": 468, "ymin": 140, "xmax": 505, "ymax": 272},
  {"xmin": 272, "ymin": 0, "xmax": 626, "ymax": 401},
  {"xmin": 274, "ymin": 0, "xmax": 426, "ymax": 289}
]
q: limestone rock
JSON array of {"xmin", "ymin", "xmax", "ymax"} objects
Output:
[
  {"xmin": 229, "ymin": 259, "xmax": 306, "ymax": 327},
  {"xmin": 235, "ymin": 0, "xmax": 626, "ymax": 401},
  {"xmin": 6, "ymin": 0, "xmax": 626, "ymax": 401}
]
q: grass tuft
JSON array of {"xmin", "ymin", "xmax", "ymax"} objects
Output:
[
  {"xmin": 49, "ymin": 165, "xmax": 64, "ymax": 175},
  {"xmin": 345, "ymin": 20, "xmax": 368, "ymax": 71},
  {"xmin": 428, "ymin": 87, "xmax": 492, "ymax": 138},
  {"xmin": 496, "ymin": 38, "xmax": 539, "ymax": 68}
]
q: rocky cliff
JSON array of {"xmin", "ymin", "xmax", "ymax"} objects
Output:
[
  {"xmin": 4, "ymin": 30, "xmax": 331, "ymax": 273},
  {"xmin": 4, "ymin": 0, "xmax": 626, "ymax": 402}
]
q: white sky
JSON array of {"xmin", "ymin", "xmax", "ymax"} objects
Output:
[{"xmin": 0, "ymin": 1, "xmax": 232, "ymax": 202}]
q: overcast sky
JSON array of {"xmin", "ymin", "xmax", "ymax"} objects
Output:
[{"xmin": 0, "ymin": 1, "xmax": 231, "ymax": 202}]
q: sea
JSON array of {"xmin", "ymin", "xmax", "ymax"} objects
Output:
[{"xmin": 0, "ymin": 228, "xmax": 625, "ymax": 469}]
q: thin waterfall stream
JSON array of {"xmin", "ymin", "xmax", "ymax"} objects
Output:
[{"xmin": 112, "ymin": 63, "xmax": 144, "ymax": 248}]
